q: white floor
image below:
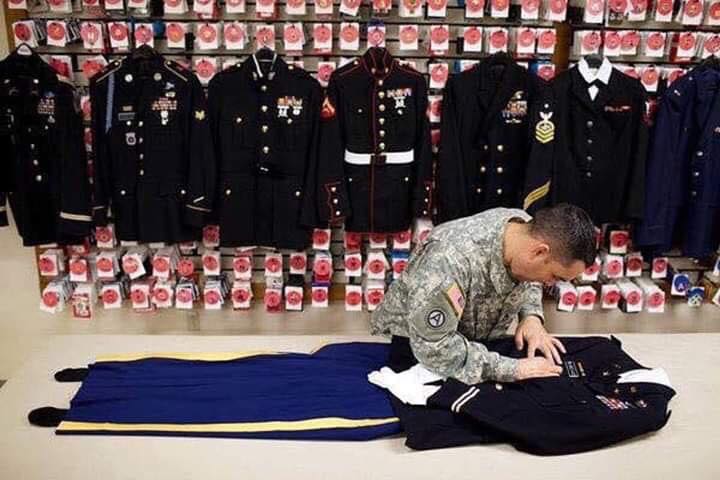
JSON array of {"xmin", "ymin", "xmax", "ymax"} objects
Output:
[{"xmin": 0, "ymin": 333, "xmax": 718, "ymax": 480}]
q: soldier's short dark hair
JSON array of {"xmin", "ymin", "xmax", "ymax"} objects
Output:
[{"xmin": 528, "ymin": 204, "xmax": 597, "ymax": 267}]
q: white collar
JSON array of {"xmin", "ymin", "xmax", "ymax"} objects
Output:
[{"xmin": 578, "ymin": 57, "xmax": 613, "ymax": 85}]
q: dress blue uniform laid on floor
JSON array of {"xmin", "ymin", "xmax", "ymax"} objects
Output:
[
  {"xmin": 53, "ymin": 342, "xmax": 400, "ymax": 440},
  {"xmin": 382, "ymin": 336, "xmax": 675, "ymax": 455}
]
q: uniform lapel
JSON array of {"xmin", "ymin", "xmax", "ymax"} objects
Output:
[
  {"xmin": 481, "ymin": 58, "xmax": 523, "ymax": 133},
  {"xmin": 570, "ymin": 67, "xmax": 596, "ymax": 112}
]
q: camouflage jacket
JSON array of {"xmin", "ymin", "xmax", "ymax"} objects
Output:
[{"xmin": 370, "ymin": 208, "xmax": 544, "ymax": 384}]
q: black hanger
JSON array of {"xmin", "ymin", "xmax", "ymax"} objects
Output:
[
  {"xmin": 255, "ymin": 46, "xmax": 275, "ymax": 62},
  {"xmin": 583, "ymin": 54, "xmax": 604, "ymax": 69},
  {"xmin": 700, "ymin": 55, "xmax": 720, "ymax": 70},
  {"xmin": 130, "ymin": 43, "xmax": 158, "ymax": 60}
]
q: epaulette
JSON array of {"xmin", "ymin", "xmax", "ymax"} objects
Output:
[
  {"xmin": 93, "ymin": 60, "xmax": 122, "ymax": 83},
  {"xmin": 57, "ymin": 75, "xmax": 74, "ymax": 86},
  {"xmin": 397, "ymin": 62, "xmax": 423, "ymax": 78},
  {"xmin": 335, "ymin": 59, "xmax": 362, "ymax": 78},
  {"xmin": 163, "ymin": 60, "xmax": 189, "ymax": 82}
]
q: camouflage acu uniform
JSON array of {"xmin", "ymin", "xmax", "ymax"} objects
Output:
[{"xmin": 371, "ymin": 208, "xmax": 544, "ymax": 384}]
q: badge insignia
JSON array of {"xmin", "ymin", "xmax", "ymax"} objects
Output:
[
  {"xmin": 426, "ymin": 309, "xmax": 447, "ymax": 329},
  {"xmin": 195, "ymin": 110, "xmax": 206, "ymax": 121},
  {"xmin": 535, "ymin": 111, "xmax": 555, "ymax": 143},
  {"xmin": 320, "ymin": 96, "xmax": 336, "ymax": 120},
  {"xmin": 125, "ymin": 132, "xmax": 136, "ymax": 146}
]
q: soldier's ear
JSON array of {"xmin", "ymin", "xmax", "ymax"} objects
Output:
[{"xmin": 531, "ymin": 242, "xmax": 551, "ymax": 259}]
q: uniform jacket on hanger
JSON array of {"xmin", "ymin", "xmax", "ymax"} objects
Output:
[
  {"xmin": 310, "ymin": 48, "xmax": 433, "ymax": 233},
  {"xmin": 636, "ymin": 63, "xmax": 720, "ymax": 259},
  {"xmin": 90, "ymin": 50, "xmax": 215, "ymax": 243},
  {"xmin": 208, "ymin": 54, "xmax": 322, "ymax": 249},
  {"xmin": 437, "ymin": 54, "xmax": 546, "ymax": 223},
  {"xmin": 523, "ymin": 58, "xmax": 649, "ymax": 225},
  {"xmin": 0, "ymin": 50, "xmax": 91, "ymax": 246}
]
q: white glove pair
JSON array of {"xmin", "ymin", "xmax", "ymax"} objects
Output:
[{"xmin": 368, "ymin": 364, "xmax": 445, "ymax": 406}]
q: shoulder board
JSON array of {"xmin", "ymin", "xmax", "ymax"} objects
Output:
[
  {"xmin": 57, "ymin": 75, "xmax": 74, "ymax": 86},
  {"xmin": 163, "ymin": 61, "xmax": 189, "ymax": 82},
  {"xmin": 335, "ymin": 60, "xmax": 362, "ymax": 78},
  {"xmin": 93, "ymin": 61, "xmax": 122, "ymax": 84},
  {"xmin": 397, "ymin": 63, "xmax": 423, "ymax": 78}
]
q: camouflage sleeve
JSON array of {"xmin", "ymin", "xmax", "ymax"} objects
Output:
[
  {"xmin": 518, "ymin": 282, "xmax": 545, "ymax": 324},
  {"xmin": 405, "ymin": 241, "xmax": 519, "ymax": 384}
]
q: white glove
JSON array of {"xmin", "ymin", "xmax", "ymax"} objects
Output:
[{"xmin": 368, "ymin": 364, "xmax": 445, "ymax": 406}]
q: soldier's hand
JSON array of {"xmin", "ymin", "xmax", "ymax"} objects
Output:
[
  {"xmin": 515, "ymin": 315, "xmax": 566, "ymax": 365},
  {"xmin": 514, "ymin": 358, "xmax": 563, "ymax": 381}
]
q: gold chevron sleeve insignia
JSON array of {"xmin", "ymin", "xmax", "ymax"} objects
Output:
[
  {"xmin": 523, "ymin": 181, "xmax": 551, "ymax": 210},
  {"xmin": 535, "ymin": 111, "xmax": 555, "ymax": 144}
]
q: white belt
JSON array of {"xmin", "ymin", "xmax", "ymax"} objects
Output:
[{"xmin": 344, "ymin": 149, "xmax": 414, "ymax": 165}]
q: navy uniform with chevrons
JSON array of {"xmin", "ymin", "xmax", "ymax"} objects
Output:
[
  {"xmin": 309, "ymin": 47, "xmax": 433, "ymax": 233},
  {"xmin": 437, "ymin": 54, "xmax": 547, "ymax": 223},
  {"xmin": 208, "ymin": 54, "xmax": 322, "ymax": 249},
  {"xmin": 523, "ymin": 59, "xmax": 648, "ymax": 224},
  {"xmin": 0, "ymin": 51, "xmax": 91, "ymax": 246},
  {"xmin": 90, "ymin": 52, "xmax": 215, "ymax": 243}
]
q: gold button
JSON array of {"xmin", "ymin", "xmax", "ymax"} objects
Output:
[
  {"xmin": 335, "ymin": 210, "xmax": 341, "ymax": 216},
  {"xmin": 377, "ymin": 80, "xmax": 383, "ymax": 86},
  {"xmin": 35, "ymin": 175, "xmax": 42, "ymax": 182},
  {"xmin": 236, "ymin": 117, "xmax": 243, "ymax": 123},
  {"xmin": 357, "ymin": 108, "xmax": 363, "ymax": 114},
  {"xmin": 495, "ymin": 383, "xmax": 503, "ymax": 391},
  {"xmin": 331, "ymin": 186, "xmax": 337, "ymax": 193},
  {"xmin": 226, "ymin": 189, "xmax": 231, "ymax": 195},
  {"xmin": 425, "ymin": 185, "xmax": 430, "ymax": 191},
  {"xmin": 139, "ymin": 169, "xmax": 144, "ymax": 176},
  {"xmin": 379, "ymin": 130, "xmax": 385, "ymax": 137},
  {"xmin": 181, "ymin": 189, "xmax": 186, "ymax": 195},
  {"xmin": 263, "ymin": 146, "xmax": 269, "ymax": 153},
  {"xmin": 476, "ymin": 187, "xmax": 482, "ymax": 193},
  {"xmin": 497, "ymin": 188, "xmax": 503, "ymax": 195},
  {"xmin": 33, "ymin": 160, "xmax": 39, "ymax": 166},
  {"xmin": 295, "ymin": 190, "xmax": 301, "ymax": 197},
  {"xmin": 139, "ymin": 138, "xmax": 143, "ymax": 143},
  {"xmin": 630, "ymin": 386, "xmax": 637, "ymax": 393},
  {"xmin": 379, "ymin": 105, "xmax": 386, "ymax": 112},
  {"xmin": 262, "ymin": 125, "xmax": 268, "ymax": 132},
  {"xmin": 422, "ymin": 210, "xmax": 427, "ymax": 215},
  {"xmin": 397, "ymin": 109, "xmax": 403, "ymax": 115},
  {"xmin": 378, "ymin": 91, "xmax": 385, "ymax": 98},
  {"xmin": 126, "ymin": 121, "xmax": 132, "ymax": 126},
  {"xmin": 261, "ymin": 85, "xmax": 267, "ymax": 92},
  {"xmin": 497, "ymin": 145, "xmax": 504, "ymax": 152},
  {"xmin": 261, "ymin": 105, "xmax": 268, "ymax": 112},
  {"xmin": 480, "ymin": 166, "xmax": 486, "ymax": 173},
  {"xmin": 138, "ymin": 121, "xmax": 144, "ymax": 127},
  {"xmin": 379, "ymin": 118, "xmax": 385, "ymax": 125},
  {"xmin": 497, "ymin": 167, "xmax": 504, "ymax": 173},
  {"xmin": 424, "ymin": 198, "xmax": 429, "ymax": 203},
  {"xmin": 287, "ymin": 118, "xmax": 293, "ymax": 124},
  {"xmin": 333, "ymin": 198, "xmax": 338, "ymax": 204},
  {"xmin": 139, "ymin": 154, "xmax": 144, "ymax": 159},
  {"xmin": 379, "ymin": 142, "xmax": 385, "ymax": 150},
  {"xmin": 404, "ymin": 177, "xmax": 410, "ymax": 182},
  {"xmin": 30, "ymin": 144, "xmax": 35, "ymax": 150},
  {"xmin": 120, "ymin": 190, "xmax": 126, "ymax": 195}
]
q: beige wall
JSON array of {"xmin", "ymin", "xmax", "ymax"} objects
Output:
[{"xmin": 0, "ymin": 1, "xmax": 8, "ymax": 56}]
